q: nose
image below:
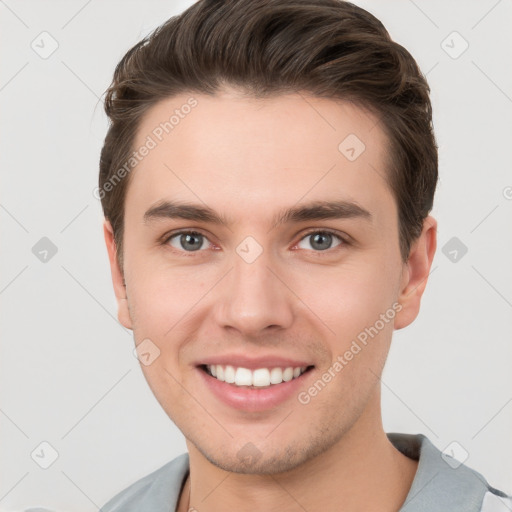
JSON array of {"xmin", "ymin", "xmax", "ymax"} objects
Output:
[{"xmin": 213, "ymin": 247, "xmax": 294, "ymax": 337}]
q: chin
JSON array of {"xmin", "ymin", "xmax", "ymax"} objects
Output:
[
  {"xmin": 202, "ymin": 450, "xmax": 304, "ymax": 475},
  {"xmin": 191, "ymin": 432, "xmax": 335, "ymax": 476}
]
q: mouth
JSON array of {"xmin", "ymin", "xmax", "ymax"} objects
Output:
[
  {"xmin": 199, "ymin": 364, "xmax": 315, "ymax": 389},
  {"xmin": 195, "ymin": 355, "xmax": 316, "ymax": 411}
]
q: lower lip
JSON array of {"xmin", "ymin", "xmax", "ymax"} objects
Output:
[{"xmin": 197, "ymin": 366, "xmax": 313, "ymax": 412}]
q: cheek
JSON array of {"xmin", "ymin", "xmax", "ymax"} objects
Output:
[
  {"xmin": 293, "ymin": 260, "xmax": 399, "ymax": 340},
  {"xmin": 125, "ymin": 241, "xmax": 401, "ymax": 344},
  {"xmin": 126, "ymin": 258, "xmax": 210, "ymax": 337}
]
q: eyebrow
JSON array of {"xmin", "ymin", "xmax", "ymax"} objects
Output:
[{"xmin": 143, "ymin": 199, "xmax": 372, "ymax": 229}]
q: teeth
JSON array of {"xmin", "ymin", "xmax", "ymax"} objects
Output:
[
  {"xmin": 224, "ymin": 365, "xmax": 235, "ymax": 383},
  {"xmin": 270, "ymin": 367, "xmax": 283, "ymax": 384},
  {"xmin": 206, "ymin": 364, "xmax": 308, "ymax": 387},
  {"xmin": 282, "ymin": 367, "xmax": 294, "ymax": 382},
  {"xmin": 252, "ymin": 368, "xmax": 270, "ymax": 387},
  {"xmin": 235, "ymin": 367, "xmax": 252, "ymax": 386}
]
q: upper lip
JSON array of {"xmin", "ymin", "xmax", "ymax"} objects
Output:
[{"xmin": 195, "ymin": 354, "xmax": 314, "ymax": 370}]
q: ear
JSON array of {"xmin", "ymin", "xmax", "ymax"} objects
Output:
[
  {"xmin": 103, "ymin": 219, "xmax": 133, "ymax": 330},
  {"xmin": 394, "ymin": 216, "xmax": 437, "ymax": 330}
]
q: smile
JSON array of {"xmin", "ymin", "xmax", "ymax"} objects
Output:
[{"xmin": 204, "ymin": 364, "xmax": 310, "ymax": 388}]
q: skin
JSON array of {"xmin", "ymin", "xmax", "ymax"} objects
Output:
[{"xmin": 104, "ymin": 87, "xmax": 437, "ymax": 511}]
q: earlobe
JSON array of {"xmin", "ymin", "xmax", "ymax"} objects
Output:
[
  {"xmin": 103, "ymin": 220, "xmax": 133, "ymax": 330},
  {"xmin": 394, "ymin": 216, "xmax": 437, "ymax": 330}
]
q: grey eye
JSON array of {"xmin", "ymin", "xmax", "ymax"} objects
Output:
[
  {"xmin": 297, "ymin": 232, "xmax": 342, "ymax": 251},
  {"xmin": 168, "ymin": 232, "xmax": 209, "ymax": 252}
]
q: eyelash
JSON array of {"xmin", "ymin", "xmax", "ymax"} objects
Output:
[{"xmin": 161, "ymin": 228, "xmax": 350, "ymax": 256}]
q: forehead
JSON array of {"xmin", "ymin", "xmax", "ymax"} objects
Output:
[{"xmin": 126, "ymin": 89, "xmax": 394, "ymax": 225}]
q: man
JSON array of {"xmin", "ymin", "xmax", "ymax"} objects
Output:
[{"xmin": 97, "ymin": 0, "xmax": 511, "ymax": 510}]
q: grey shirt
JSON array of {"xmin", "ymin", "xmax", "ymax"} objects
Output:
[{"xmin": 100, "ymin": 433, "xmax": 511, "ymax": 512}]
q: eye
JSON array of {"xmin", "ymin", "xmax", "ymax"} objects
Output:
[
  {"xmin": 165, "ymin": 231, "xmax": 211, "ymax": 252},
  {"xmin": 296, "ymin": 230, "xmax": 345, "ymax": 252},
  {"xmin": 162, "ymin": 229, "xmax": 347, "ymax": 254}
]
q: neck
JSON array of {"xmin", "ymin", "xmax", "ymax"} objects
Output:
[{"xmin": 177, "ymin": 387, "xmax": 418, "ymax": 512}]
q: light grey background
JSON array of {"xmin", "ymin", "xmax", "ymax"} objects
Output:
[{"xmin": 1, "ymin": 0, "xmax": 511, "ymax": 510}]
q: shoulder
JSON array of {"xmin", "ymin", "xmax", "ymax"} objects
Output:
[
  {"xmin": 100, "ymin": 452, "xmax": 189, "ymax": 512},
  {"xmin": 387, "ymin": 433, "xmax": 512, "ymax": 512},
  {"xmin": 479, "ymin": 488, "xmax": 512, "ymax": 512}
]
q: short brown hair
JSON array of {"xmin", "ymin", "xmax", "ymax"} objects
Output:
[{"xmin": 99, "ymin": 0, "xmax": 438, "ymax": 267}]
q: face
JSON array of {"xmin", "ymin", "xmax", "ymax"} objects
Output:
[{"xmin": 104, "ymin": 88, "xmax": 436, "ymax": 474}]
